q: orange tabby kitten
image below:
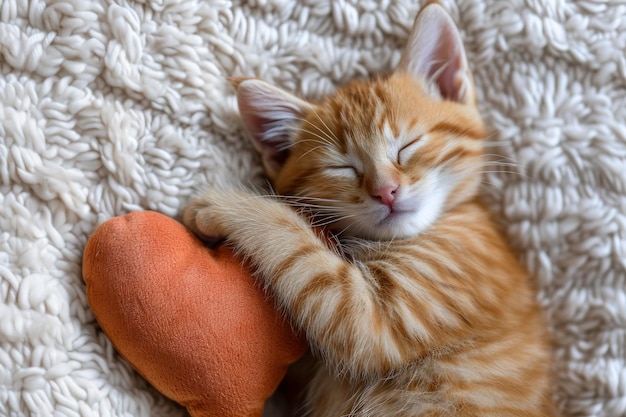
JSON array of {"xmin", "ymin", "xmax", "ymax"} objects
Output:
[{"xmin": 184, "ymin": 4, "xmax": 556, "ymax": 416}]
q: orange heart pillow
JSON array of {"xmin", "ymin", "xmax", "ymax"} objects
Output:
[{"xmin": 82, "ymin": 211, "xmax": 307, "ymax": 417}]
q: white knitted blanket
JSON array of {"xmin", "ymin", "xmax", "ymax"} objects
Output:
[{"xmin": 1, "ymin": 0, "xmax": 625, "ymax": 416}]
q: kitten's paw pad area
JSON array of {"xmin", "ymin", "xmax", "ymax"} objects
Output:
[{"xmin": 182, "ymin": 199, "xmax": 227, "ymax": 243}]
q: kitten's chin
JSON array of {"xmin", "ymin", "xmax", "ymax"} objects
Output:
[
  {"xmin": 381, "ymin": 209, "xmax": 441, "ymax": 240},
  {"xmin": 331, "ymin": 205, "xmax": 443, "ymax": 241}
]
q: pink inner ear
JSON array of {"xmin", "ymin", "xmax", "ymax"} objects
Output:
[
  {"xmin": 239, "ymin": 102, "xmax": 290, "ymax": 152},
  {"xmin": 397, "ymin": 4, "xmax": 473, "ymax": 104},
  {"xmin": 433, "ymin": 46, "xmax": 465, "ymax": 102},
  {"xmin": 236, "ymin": 79, "xmax": 314, "ymax": 179},
  {"xmin": 238, "ymin": 99, "xmax": 293, "ymax": 175},
  {"xmin": 422, "ymin": 19, "xmax": 468, "ymax": 102}
]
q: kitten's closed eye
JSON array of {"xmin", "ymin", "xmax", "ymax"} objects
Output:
[
  {"xmin": 327, "ymin": 165, "xmax": 360, "ymax": 179},
  {"xmin": 397, "ymin": 136, "xmax": 424, "ymax": 166}
]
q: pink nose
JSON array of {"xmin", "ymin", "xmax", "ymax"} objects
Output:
[{"xmin": 372, "ymin": 185, "xmax": 398, "ymax": 208}]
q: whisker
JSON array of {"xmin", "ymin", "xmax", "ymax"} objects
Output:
[
  {"xmin": 297, "ymin": 145, "xmax": 329, "ymax": 162},
  {"xmin": 278, "ymin": 137, "xmax": 325, "ymax": 149},
  {"xmin": 308, "ymin": 108, "xmax": 341, "ymax": 145},
  {"xmin": 292, "ymin": 114, "xmax": 339, "ymax": 147},
  {"xmin": 481, "ymin": 139, "xmax": 513, "ymax": 148},
  {"xmin": 334, "ymin": 223, "xmax": 356, "ymax": 240},
  {"xmin": 278, "ymin": 197, "xmax": 349, "ymax": 207},
  {"xmin": 482, "ymin": 153, "xmax": 518, "ymax": 162},
  {"xmin": 482, "ymin": 161, "xmax": 519, "ymax": 168},
  {"xmin": 291, "ymin": 195, "xmax": 345, "ymax": 203},
  {"xmin": 310, "ymin": 214, "xmax": 356, "ymax": 228},
  {"xmin": 479, "ymin": 170, "xmax": 533, "ymax": 180},
  {"xmin": 277, "ymin": 135, "xmax": 331, "ymax": 151}
]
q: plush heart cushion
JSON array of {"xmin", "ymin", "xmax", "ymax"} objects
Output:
[{"xmin": 82, "ymin": 211, "xmax": 307, "ymax": 417}]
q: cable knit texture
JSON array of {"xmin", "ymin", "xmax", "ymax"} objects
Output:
[{"xmin": 0, "ymin": 0, "xmax": 625, "ymax": 416}]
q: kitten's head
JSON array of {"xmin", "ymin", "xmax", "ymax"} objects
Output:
[{"xmin": 234, "ymin": 4, "xmax": 486, "ymax": 240}]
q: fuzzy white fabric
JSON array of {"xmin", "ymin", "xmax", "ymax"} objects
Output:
[{"xmin": 1, "ymin": 0, "xmax": 625, "ymax": 416}]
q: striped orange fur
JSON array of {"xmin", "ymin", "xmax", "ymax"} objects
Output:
[{"xmin": 184, "ymin": 4, "xmax": 556, "ymax": 416}]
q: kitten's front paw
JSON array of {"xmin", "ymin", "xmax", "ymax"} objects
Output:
[{"xmin": 183, "ymin": 195, "xmax": 228, "ymax": 245}]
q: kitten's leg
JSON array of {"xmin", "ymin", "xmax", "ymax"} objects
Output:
[{"xmin": 184, "ymin": 189, "xmax": 477, "ymax": 378}]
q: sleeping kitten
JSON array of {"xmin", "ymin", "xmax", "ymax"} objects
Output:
[{"xmin": 184, "ymin": 4, "xmax": 557, "ymax": 416}]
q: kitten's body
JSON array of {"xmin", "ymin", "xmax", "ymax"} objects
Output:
[
  {"xmin": 304, "ymin": 201, "xmax": 553, "ymax": 417},
  {"xmin": 185, "ymin": 4, "xmax": 556, "ymax": 416}
]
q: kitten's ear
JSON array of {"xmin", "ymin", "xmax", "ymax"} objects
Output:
[
  {"xmin": 232, "ymin": 78, "xmax": 313, "ymax": 180},
  {"xmin": 396, "ymin": 4, "xmax": 474, "ymax": 104}
]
